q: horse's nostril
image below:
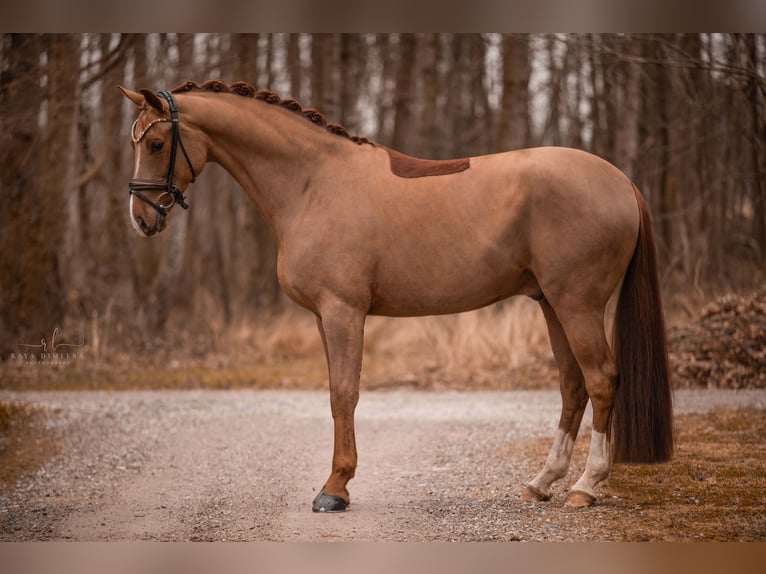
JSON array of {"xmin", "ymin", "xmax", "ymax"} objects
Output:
[{"xmin": 136, "ymin": 216, "xmax": 151, "ymax": 235}]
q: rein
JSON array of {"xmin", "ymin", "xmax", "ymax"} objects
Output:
[{"xmin": 129, "ymin": 91, "xmax": 196, "ymax": 217}]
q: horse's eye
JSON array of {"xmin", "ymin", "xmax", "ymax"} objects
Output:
[{"xmin": 150, "ymin": 141, "xmax": 164, "ymax": 153}]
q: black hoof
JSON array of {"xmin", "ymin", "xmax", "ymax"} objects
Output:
[{"xmin": 312, "ymin": 492, "xmax": 349, "ymax": 513}]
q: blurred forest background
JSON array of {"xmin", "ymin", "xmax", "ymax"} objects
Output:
[{"xmin": 1, "ymin": 33, "xmax": 764, "ymax": 388}]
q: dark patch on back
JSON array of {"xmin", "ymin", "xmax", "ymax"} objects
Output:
[{"xmin": 383, "ymin": 146, "xmax": 470, "ymax": 179}]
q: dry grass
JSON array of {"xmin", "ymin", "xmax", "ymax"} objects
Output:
[
  {"xmin": 1, "ymin": 298, "xmax": 555, "ymax": 391},
  {"xmin": 602, "ymin": 408, "xmax": 766, "ymax": 541},
  {"xmin": 362, "ymin": 298, "xmax": 552, "ymax": 388}
]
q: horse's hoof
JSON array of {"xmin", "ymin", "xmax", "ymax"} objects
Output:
[
  {"xmin": 520, "ymin": 483, "xmax": 551, "ymax": 502},
  {"xmin": 564, "ymin": 490, "xmax": 596, "ymax": 508},
  {"xmin": 312, "ymin": 492, "xmax": 349, "ymax": 513}
]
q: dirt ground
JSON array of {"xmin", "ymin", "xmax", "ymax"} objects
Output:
[{"xmin": 1, "ymin": 389, "xmax": 764, "ymax": 542}]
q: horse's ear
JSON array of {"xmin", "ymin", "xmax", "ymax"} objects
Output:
[
  {"xmin": 139, "ymin": 89, "xmax": 166, "ymax": 113},
  {"xmin": 119, "ymin": 86, "xmax": 146, "ymax": 108}
]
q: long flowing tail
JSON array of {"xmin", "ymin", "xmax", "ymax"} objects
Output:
[{"xmin": 612, "ymin": 185, "xmax": 674, "ymax": 463}]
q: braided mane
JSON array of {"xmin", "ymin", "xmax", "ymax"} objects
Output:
[{"xmin": 171, "ymin": 80, "xmax": 373, "ymax": 146}]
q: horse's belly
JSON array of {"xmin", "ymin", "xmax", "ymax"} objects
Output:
[{"xmin": 367, "ymin": 258, "xmax": 534, "ymax": 317}]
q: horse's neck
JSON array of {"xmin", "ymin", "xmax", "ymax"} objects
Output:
[{"xmin": 185, "ymin": 93, "xmax": 342, "ymax": 242}]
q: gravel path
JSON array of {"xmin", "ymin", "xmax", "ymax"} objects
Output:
[{"xmin": 1, "ymin": 389, "xmax": 764, "ymax": 541}]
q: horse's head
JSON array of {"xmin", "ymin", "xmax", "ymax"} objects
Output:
[{"xmin": 119, "ymin": 86, "xmax": 206, "ymax": 237}]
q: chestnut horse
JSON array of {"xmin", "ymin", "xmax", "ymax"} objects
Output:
[{"xmin": 120, "ymin": 80, "xmax": 673, "ymax": 512}]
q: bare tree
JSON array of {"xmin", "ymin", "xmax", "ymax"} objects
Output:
[
  {"xmin": 45, "ymin": 34, "xmax": 81, "ymax": 323},
  {"xmin": 310, "ymin": 33, "xmax": 335, "ymax": 116},
  {"xmin": 287, "ymin": 33, "xmax": 302, "ymax": 100},
  {"xmin": 392, "ymin": 33, "xmax": 416, "ymax": 154},
  {"xmin": 498, "ymin": 34, "xmax": 530, "ymax": 151},
  {"xmin": 743, "ymin": 34, "xmax": 766, "ymax": 259},
  {"xmin": 0, "ymin": 35, "xmax": 49, "ymax": 343},
  {"xmin": 613, "ymin": 34, "xmax": 642, "ymax": 179}
]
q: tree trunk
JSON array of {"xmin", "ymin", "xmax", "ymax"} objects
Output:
[
  {"xmin": 287, "ymin": 33, "xmax": 302, "ymax": 100},
  {"xmin": 450, "ymin": 35, "xmax": 477, "ymax": 157},
  {"xmin": 0, "ymin": 34, "xmax": 50, "ymax": 344},
  {"xmin": 497, "ymin": 34, "xmax": 530, "ymax": 151},
  {"xmin": 655, "ymin": 35, "xmax": 674, "ymax": 271},
  {"xmin": 417, "ymin": 34, "xmax": 439, "ymax": 157},
  {"xmin": 543, "ymin": 34, "xmax": 563, "ymax": 146},
  {"xmin": 565, "ymin": 34, "xmax": 584, "ymax": 149},
  {"xmin": 744, "ymin": 34, "xmax": 766, "ymax": 262},
  {"xmin": 440, "ymin": 35, "xmax": 461, "ymax": 157},
  {"xmin": 614, "ymin": 34, "xmax": 642, "ymax": 179},
  {"xmin": 338, "ymin": 34, "xmax": 358, "ymax": 128},
  {"xmin": 45, "ymin": 34, "xmax": 81, "ymax": 326},
  {"xmin": 310, "ymin": 33, "xmax": 336, "ymax": 117},
  {"xmin": 470, "ymin": 34, "xmax": 492, "ymax": 154},
  {"xmin": 600, "ymin": 34, "xmax": 618, "ymax": 163},
  {"xmin": 376, "ymin": 34, "xmax": 397, "ymax": 145},
  {"xmin": 392, "ymin": 33, "xmax": 417, "ymax": 154}
]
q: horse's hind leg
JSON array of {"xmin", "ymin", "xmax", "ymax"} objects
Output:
[
  {"xmin": 522, "ymin": 299, "xmax": 589, "ymax": 502},
  {"xmin": 554, "ymin": 303, "xmax": 618, "ymax": 507},
  {"xmin": 312, "ymin": 298, "xmax": 366, "ymax": 513}
]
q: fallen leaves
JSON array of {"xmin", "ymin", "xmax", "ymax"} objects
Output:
[{"xmin": 669, "ymin": 286, "xmax": 766, "ymax": 389}]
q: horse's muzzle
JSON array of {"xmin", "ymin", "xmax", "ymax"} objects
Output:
[
  {"xmin": 129, "ymin": 189, "xmax": 168, "ymax": 237},
  {"xmin": 133, "ymin": 212, "xmax": 166, "ymax": 237}
]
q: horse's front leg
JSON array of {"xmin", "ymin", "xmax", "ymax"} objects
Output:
[{"xmin": 312, "ymin": 300, "xmax": 366, "ymax": 513}]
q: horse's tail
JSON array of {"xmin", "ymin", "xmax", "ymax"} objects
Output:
[{"xmin": 612, "ymin": 184, "xmax": 674, "ymax": 463}]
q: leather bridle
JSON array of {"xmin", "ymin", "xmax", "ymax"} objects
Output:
[{"xmin": 129, "ymin": 91, "xmax": 196, "ymax": 217}]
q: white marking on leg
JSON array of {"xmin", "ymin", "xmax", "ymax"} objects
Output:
[
  {"xmin": 571, "ymin": 430, "xmax": 610, "ymax": 498},
  {"xmin": 526, "ymin": 428, "xmax": 575, "ymax": 497}
]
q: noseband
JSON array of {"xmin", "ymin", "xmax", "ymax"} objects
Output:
[{"xmin": 129, "ymin": 91, "xmax": 196, "ymax": 217}]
